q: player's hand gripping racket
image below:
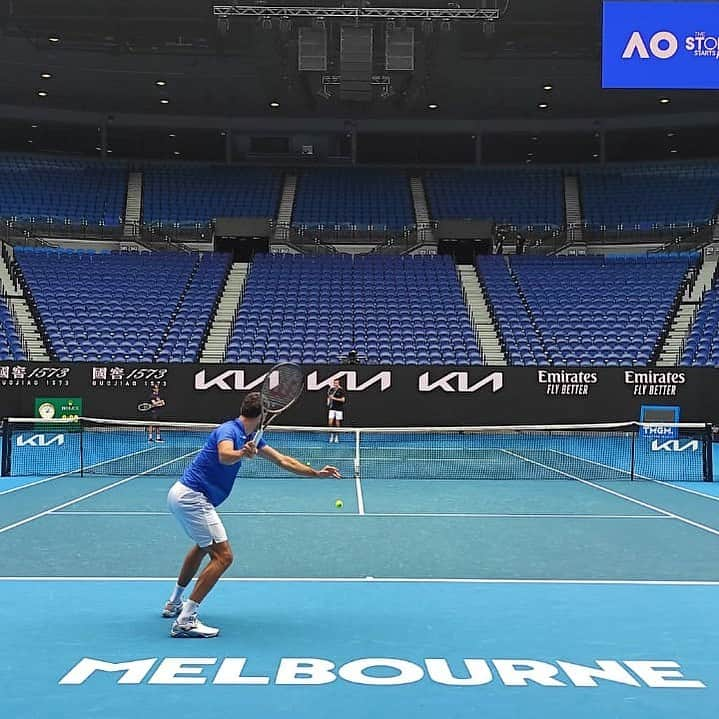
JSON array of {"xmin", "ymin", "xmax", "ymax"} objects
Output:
[
  {"xmin": 327, "ymin": 387, "xmax": 338, "ymax": 407},
  {"xmin": 252, "ymin": 362, "xmax": 304, "ymax": 446}
]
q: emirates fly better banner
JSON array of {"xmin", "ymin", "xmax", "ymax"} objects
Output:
[{"xmin": 603, "ymin": 1, "xmax": 719, "ymax": 89}]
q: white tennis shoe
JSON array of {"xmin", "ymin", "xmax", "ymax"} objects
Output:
[
  {"xmin": 170, "ymin": 613, "xmax": 220, "ymax": 638},
  {"xmin": 161, "ymin": 599, "xmax": 183, "ymax": 618}
]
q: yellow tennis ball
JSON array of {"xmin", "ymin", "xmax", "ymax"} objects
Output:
[{"xmin": 335, "ymin": 499, "xmax": 344, "ymax": 509}]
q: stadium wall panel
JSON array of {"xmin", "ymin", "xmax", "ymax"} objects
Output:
[{"xmin": 0, "ymin": 364, "xmax": 715, "ymax": 427}]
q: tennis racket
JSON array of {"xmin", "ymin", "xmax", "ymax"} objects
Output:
[
  {"xmin": 327, "ymin": 387, "xmax": 338, "ymax": 407},
  {"xmin": 252, "ymin": 362, "xmax": 304, "ymax": 446},
  {"xmin": 137, "ymin": 399, "xmax": 166, "ymax": 412}
]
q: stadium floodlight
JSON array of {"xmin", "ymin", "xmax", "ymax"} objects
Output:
[{"xmin": 213, "ymin": 5, "xmax": 501, "ymax": 21}]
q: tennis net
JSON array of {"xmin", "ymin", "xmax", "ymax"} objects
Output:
[{"xmin": 1, "ymin": 417, "xmax": 713, "ymax": 482}]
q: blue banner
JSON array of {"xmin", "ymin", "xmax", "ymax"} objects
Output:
[{"xmin": 603, "ymin": 1, "xmax": 719, "ymax": 89}]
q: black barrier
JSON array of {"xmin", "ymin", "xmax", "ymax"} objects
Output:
[{"xmin": 0, "ymin": 363, "xmax": 716, "ymax": 427}]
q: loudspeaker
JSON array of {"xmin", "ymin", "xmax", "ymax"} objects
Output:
[
  {"xmin": 298, "ymin": 27, "xmax": 327, "ymax": 71},
  {"xmin": 385, "ymin": 27, "xmax": 414, "ymax": 71},
  {"xmin": 341, "ymin": 26, "xmax": 373, "ymax": 74},
  {"xmin": 340, "ymin": 26, "xmax": 372, "ymax": 100}
]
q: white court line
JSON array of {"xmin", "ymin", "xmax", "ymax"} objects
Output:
[
  {"xmin": 354, "ymin": 474, "xmax": 365, "ymax": 516},
  {"xmin": 648, "ymin": 479, "xmax": 719, "ymax": 502},
  {"xmin": 548, "ymin": 448, "xmax": 719, "ymax": 501},
  {"xmin": 51, "ymin": 510, "xmax": 672, "ymax": 519},
  {"xmin": 0, "ymin": 449, "xmax": 199, "ymax": 535},
  {"xmin": 548, "ymin": 448, "xmax": 653, "ymax": 481},
  {"xmin": 502, "ymin": 449, "xmax": 719, "ymax": 539},
  {"xmin": 0, "ymin": 446, "xmax": 161, "ymax": 496},
  {"xmin": 0, "ymin": 576, "xmax": 718, "ymax": 586}
]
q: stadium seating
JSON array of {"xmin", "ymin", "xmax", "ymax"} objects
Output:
[
  {"xmin": 424, "ymin": 168, "xmax": 565, "ymax": 229},
  {"xmin": 580, "ymin": 163, "xmax": 719, "ymax": 231},
  {"xmin": 0, "ymin": 155, "xmax": 127, "ymax": 226},
  {"xmin": 478, "ymin": 254, "xmax": 696, "ymax": 366},
  {"xmin": 680, "ymin": 271, "xmax": 719, "ymax": 366},
  {"xmin": 292, "ymin": 169, "xmax": 415, "ymax": 231},
  {"xmin": 14, "ymin": 248, "xmax": 230, "ymax": 363},
  {"xmin": 0, "ymin": 297, "xmax": 25, "ymax": 360},
  {"xmin": 142, "ymin": 164, "xmax": 283, "ymax": 227},
  {"xmin": 225, "ymin": 253, "xmax": 481, "ymax": 364},
  {"xmin": 477, "ymin": 255, "xmax": 548, "ymax": 366},
  {"xmin": 156, "ymin": 253, "xmax": 232, "ymax": 362}
]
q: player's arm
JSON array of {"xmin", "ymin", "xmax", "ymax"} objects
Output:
[
  {"xmin": 259, "ymin": 444, "xmax": 340, "ymax": 478},
  {"xmin": 218, "ymin": 438, "xmax": 257, "ymax": 465}
]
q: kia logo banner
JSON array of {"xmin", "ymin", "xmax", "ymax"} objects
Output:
[{"xmin": 603, "ymin": 1, "xmax": 719, "ymax": 89}]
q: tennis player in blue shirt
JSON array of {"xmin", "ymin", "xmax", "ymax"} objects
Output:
[{"xmin": 164, "ymin": 391, "xmax": 341, "ymax": 638}]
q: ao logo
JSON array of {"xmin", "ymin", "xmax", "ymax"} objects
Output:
[{"xmin": 622, "ymin": 31, "xmax": 679, "ymax": 60}]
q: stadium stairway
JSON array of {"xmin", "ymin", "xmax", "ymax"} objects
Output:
[
  {"xmin": 200, "ymin": 262, "xmax": 250, "ymax": 362},
  {"xmin": 458, "ymin": 265, "xmax": 506, "ymax": 365},
  {"xmin": 657, "ymin": 247, "xmax": 719, "ymax": 366},
  {"xmin": 410, "ymin": 176, "xmax": 434, "ymax": 244},
  {"xmin": 274, "ymin": 172, "xmax": 296, "ymax": 242},
  {"xmin": 0, "ymin": 244, "xmax": 48, "ymax": 360},
  {"xmin": 123, "ymin": 171, "xmax": 143, "ymax": 238},
  {"xmin": 564, "ymin": 175, "xmax": 584, "ymax": 244}
]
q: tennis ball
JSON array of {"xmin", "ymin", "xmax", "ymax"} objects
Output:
[{"xmin": 335, "ymin": 499, "xmax": 344, "ymax": 509}]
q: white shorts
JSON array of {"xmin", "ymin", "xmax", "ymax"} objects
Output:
[
  {"xmin": 328, "ymin": 410, "xmax": 344, "ymax": 421},
  {"xmin": 167, "ymin": 481, "xmax": 228, "ymax": 548}
]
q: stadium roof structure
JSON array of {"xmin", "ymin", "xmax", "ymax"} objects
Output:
[{"xmin": 0, "ymin": 0, "xmax": 716, "ymax": 162}]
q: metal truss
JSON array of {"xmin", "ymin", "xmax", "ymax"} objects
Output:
[{"xmin": 213, "ymin": 6, "xmax": 501, "ymax": 20}]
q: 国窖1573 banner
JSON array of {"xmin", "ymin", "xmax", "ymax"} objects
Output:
[{"xmin": 603, "ymin": 1, "xmax": 719, "ymax": 89}]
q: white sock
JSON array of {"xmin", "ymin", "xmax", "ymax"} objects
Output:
[
  {"xmin": 169, "ymin": 583, "xmax": 185, "ymax": 604},
  {"xmin": 179, "ymin": 599, "xmax": 200, "ymax": 623}
]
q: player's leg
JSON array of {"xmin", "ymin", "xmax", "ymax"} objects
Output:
[
  {"xmin": 334, "ymin": 413, "xmax": 342, "ymax": 442},
  {"xmin": 147, "ymin": 424, "xmax": 154, "ymax": 442},
  {"xmin": 328, "ymin": 410, "xmax": 336, "ymax": 442},
  {"xmin": 162, "ymin": 544, "xmax": 208, "ymax": 617},
  {"xmin": 167, "ymin": 482, "xmax": 228, "ymax": 637},
  {"xmin": 171, "ymin": 540, "xmax": 231, "ymax": 638},
  {"xmin": 187, "ymin": 540, "xmax": 234, "ymax": 605},
  {"xmin": 152, "ymin": 411, "xmax": 163, "ymax": 442}
]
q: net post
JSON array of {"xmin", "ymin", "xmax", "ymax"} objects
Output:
[
  {"xmin": 354, "ymin": 429, "xmax": 360, "ymax": 480},
  {"xmin": 79, "ymin": 419, "xmax": 84, "ymax": 477},
  {"xmin": 630, "ymin": 424, "xmax": 636, "ymax": 481},
  {"xmin": 1, "ymin": 419, "xmax": 10, "ymax": 476},
  {"xmin": 704, "ymin": 423, "xmax": 714, "ymax": 482}
]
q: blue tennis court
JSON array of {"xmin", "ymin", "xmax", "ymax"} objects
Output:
[{"xmin": 2, "ymin": 425, "xmax": 719, "ymax": 719}]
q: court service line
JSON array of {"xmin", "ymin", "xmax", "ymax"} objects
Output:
[
  {"xmin": 0, "ymin": 450, "xmax": 199, "ymax": 536},
  {"xmin": 501, "ymin": 449, "xmax": 719, "ymax": 539},
  {"xmin": 0, "ymin": 446, "xmax": 160, "ymax": 496},
  {"xmin": 548, "ymin": 449, "xmax": 654, "ymax": 481},
  {"xmin": 51, "ymin": 510, "xmax": 672, "ymax": 519},
  {"xmin": 1, "ymin": 576, "xmax": 719, "ymax": 586}
]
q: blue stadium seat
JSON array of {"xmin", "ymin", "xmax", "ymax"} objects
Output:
[
  {"xmin": 142, "ymin": 165, "xmax": 282, "ymax": 227},
  {"xmin": 478, "ymin": 253, "xmax": 696, "ymax": 367},
  {"xmin": 224, "ymin": 253, "xmax": 482, "ymax": 364},
  {"xmin": 15, "ymin": 248, "xmax": 231, "ymax": 363}
]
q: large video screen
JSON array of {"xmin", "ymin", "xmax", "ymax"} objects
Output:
[{"xmin": 603, "ymin": 1, "xmax": 719, "ymax": 89}]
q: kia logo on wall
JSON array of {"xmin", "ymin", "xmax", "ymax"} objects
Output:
[
  {"xmin": 418, "ymin": 371, "xmax": 504, "ymax": 393},
  {"xmin": 194, "ymin": 369, "xmax": 279, "ymax": 391},
  {"xmin": 194, "ymin": 369, "xmax": 392, "ymax": 392}
]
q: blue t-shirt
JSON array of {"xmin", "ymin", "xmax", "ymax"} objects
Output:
[{"xmin": 181, "ymin": 419, "xmax": 267, "ymax": 507}]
